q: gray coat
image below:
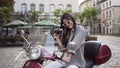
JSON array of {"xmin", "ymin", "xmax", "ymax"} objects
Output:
[{"xmin": 65, "ymin": 25, "xmax": 86, "ymax": 68}]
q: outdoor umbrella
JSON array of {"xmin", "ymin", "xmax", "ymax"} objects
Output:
[
  {"xmin": 32, "ymin": 20, "xmax": 59, "ymax": 29},
  {"xmin": 17, "ymin": 24, "xmax": 32, "ymax": 29},
  {"xmin": 4, "ymin": 20, "xmax": 28, "ymax": 28},
  {"xmin": 3, "ymin": 20, "xmax": 28, "ymax": 35}
]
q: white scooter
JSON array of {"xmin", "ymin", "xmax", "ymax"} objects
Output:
[{"xmin": 21, "ymin": 29, "xmax": 111, "ymax": 68}]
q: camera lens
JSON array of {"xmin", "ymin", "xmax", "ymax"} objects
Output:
[
  {"xmin": 54, "ymin": 28, "xmax": 63, "ymax": 35},
  {"xmin": 62, "ymin": 23, "xmax": 67, "ymax": 27}
]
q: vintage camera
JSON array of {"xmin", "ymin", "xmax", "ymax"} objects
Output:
[{"xmin": 54, "ymin": 28, "xmax": 63, "ymax": 35}]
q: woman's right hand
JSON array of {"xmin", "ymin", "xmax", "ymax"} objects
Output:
[
  {"xmin": 54, "ymin": 33, "xmax": 60, "ymax": 39},
  {"xmin": 54, "ymin": 33, "xmax": 63, "ymax": 49}
]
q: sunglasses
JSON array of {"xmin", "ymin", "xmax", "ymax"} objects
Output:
[{"xmin": 62, "ymin": 20, "xmax": 72, "ymax": 27}]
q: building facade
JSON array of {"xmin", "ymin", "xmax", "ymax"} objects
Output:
[
  {"xmin": 79, "ymin": 0, "xmax": 120, "ymax": 35},
  {"xmin": 79, "ymin": 0, "xmax": 93, "ymax": 13},
  {"xmin": 79, "ymin": 0, "xmax": 101, "ymax": 34},
  {"xmin": 92, "ymin": 0, "xmax": 102, "ymax": 34},
  {"xmin": 14, "ymin": 0, "xmax": 79, "ymax": 21},
  {"xmin": 101, "ymin": 0, "xmax": 120, "ymax": 35}
]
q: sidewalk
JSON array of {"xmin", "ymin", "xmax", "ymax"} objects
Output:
[{"xmin": 92, "ymin": 34, "xmax": 120, "ymax": 37}]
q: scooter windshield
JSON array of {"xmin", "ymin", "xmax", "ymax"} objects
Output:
[
  {"xmin": 27, "ymin": 29, "xmax": 55, "ymax": 54},
  {"xmin": 44, "ymin": 32, "xmax": 55, "ymax": 54}
]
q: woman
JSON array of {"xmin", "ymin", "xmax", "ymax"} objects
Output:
[{"xmin": 45, "ymin": 13, "xmax": 86, "ymax": 68}]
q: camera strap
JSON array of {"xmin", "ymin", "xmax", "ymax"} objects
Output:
[{"xmin": 70, "ymin": 29, "xmax": 76, "ymax": 42}]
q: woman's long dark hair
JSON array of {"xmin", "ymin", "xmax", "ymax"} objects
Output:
[{"xmin": 60, "ymin": 13, "xmax": 76, "ymax": 47}]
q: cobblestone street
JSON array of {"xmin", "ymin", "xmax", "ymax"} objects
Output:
[
  {"xmin": 0, "ymin": 35, "xmax": 120, "ymax": 68},
  {"xmin": 96, "ymin": 35, "xmax": 120, "ymax": 68},
  {"xmin": 0, "ymin": 46, "xmax": 27, "ymax": 68}
]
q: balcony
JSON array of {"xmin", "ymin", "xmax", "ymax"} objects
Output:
[
  {"xmin": 97, "ymin": 0, "xmax": 107, "ymax": 4},
  {"xmin": 99, "ymin": 0, "xmax": 107, "ymax": 2}
]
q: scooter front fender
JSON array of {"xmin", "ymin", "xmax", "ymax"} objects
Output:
[{"xmin": 23, "ymin": 60, "xmax": 43, "ymax": 68}]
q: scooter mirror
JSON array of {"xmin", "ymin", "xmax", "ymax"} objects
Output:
[
  {"xmin": 55, "ymin": 42, "xmax": 76, "ymax": 52},
  {"xmin": 20, "ymin": 30, "xmax": 25, "ymax": 35}
]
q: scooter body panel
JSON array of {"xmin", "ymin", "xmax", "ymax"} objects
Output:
[
  {"xmin": 23, "ymin": 60, "xmax": 42, "ymax": 68},
  {"xmin": 95, "ymin": 44, "xmax": 111, "ymax": 65}
]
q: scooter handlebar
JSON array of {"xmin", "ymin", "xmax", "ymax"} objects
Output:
[{"xmin": 44, "ymin": 54, "xmax": 62, "ymax": 61}]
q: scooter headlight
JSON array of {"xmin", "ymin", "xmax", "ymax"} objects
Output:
[{"xmin": 29, "ymin": 47, "xmax": 41, "ymax": 60}]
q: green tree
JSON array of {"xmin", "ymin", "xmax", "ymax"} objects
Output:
[
  {"xmin": 63, "ymin": 8, "xmax": 72, "ymax": 14},
  {"xmin": 29, "ymin": 10, "xmax": 41, "ymax": 23},
  {"xmin": 84, "ymin": 7, "xmax": 98, "ymax": 24},
  {"xmin": 80, "ymin": 7, "xmax": 98, "ymax": 33},
  {"xmin": 78, "ymin": 12, "xmax": 85, "ymax": 24},
  {"xmin": 0, "ymin": 0, "xmax": 14, "ymax": 23},
  {"xmin": 53, "ymin": 9, "xmax": 62, "ymax": 23},
  {"xmin": 53, "ymin": 8, "xmax": 73, "ymax": 23},
  {"xmin": 53, "ymin": 8, "xmax": 73, "ymax": 18},
  {"xmin": 0, "ymin": 7, "xmax": 12, "ymax": 23},
  {"xmin": 15, "ymin": 12, "xmax": 25, "ymax": 21},
  {"xmin": 53, "ymin": 9, "xmax": 62, "ymax": 18}
]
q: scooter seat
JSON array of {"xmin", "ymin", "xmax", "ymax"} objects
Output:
[{"xmin": 85, "ymin": 59, "xmax": 94, "ymax": 68}]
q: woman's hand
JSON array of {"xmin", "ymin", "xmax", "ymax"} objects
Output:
[
  {"xmin": 54, "ymin": 33, "xmax": 63, "ymax": 49},
  {"xmin": 62, "ymin": 53, "xmax": 73, "ymax": 62},
  {"xmin": 54, "ymin": 33, "xmax": 60, "ymax": 39},
  {"xmin": 62, "ymin": 57, "xmax": 71, "ymax": 62}
]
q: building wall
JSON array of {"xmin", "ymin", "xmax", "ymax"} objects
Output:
[
  {"xmin": 101, "ymin": 0, "xmax": 120, "ymax": 35},
  {"xmin": 79, "ymin": 0, "xmax": 93, "ymax": 12},
  {"xmin": 101, "ymin": 0, "xmax": 112, "ymax": 34},
  {"xmin": 112, "ymin": 0, "xmax": 120, "ymax": 6},
  {"xmin": 79, "ymin": 0, "xmax": 120, "ymax": 35},
  {"xmin": 14, "ymin": 0, "xmax": 79, "ymax": 13},
  {"xmin": 79, "ymin": 0, "xmax": 103, "ymax": 34},
  {"xmin": 112, "ymin": 6, "xmax": 120, "ymax": 34}
]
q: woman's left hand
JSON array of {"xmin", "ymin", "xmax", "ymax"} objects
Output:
[
  {"xmin": 62, "ymin": 53, "xmax": 73, "ymax": 62},
  {"xmin": 62, "ymin": 57, "xmax": 71, "ymax": 62}
]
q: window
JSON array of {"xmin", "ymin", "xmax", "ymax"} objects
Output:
[
  {"xmin": 93, "ymin": 2, "xmax": 95, "ymax": 7},
  {"xmin": 109, "ymin": 10, "xmax": 111, "ymax": 17},
  {"xmin": 58, "ymin": 4, "xmax": 64, "ymax": 10},
  {"xmin": 118, "ymin": 17, "xmax": 120, "ymax": 23},
  {"xmin": 106, "ymin": 11, "xmax": 108, "ymax": 18},
  {"xmin": 103, "ymin": 4, "xmax": 105, "ymax": 9},
  {"xmin": 109, "ymin": 1, "xmax": 111, "ymax": 6},
  {"xmin": 31, "ymin": 4, "xmax": 35, "ymax": 11},
  {"xmin": 50, "ymin": 4, "xmax": 55, "ymax": 13},
  {"xmin": 103, "ymin": 27, "xmax": 105, "ymax": 34},
  {"xmin": 40, "ymin": 4, "xmax": 44, "ymax": 13},
  {"xmin": 110, "ymin": 28, "xmax": 111, "ymax": 33},
  {"xmin": 106, "ymin": 2, "xmax": 108, "ymax": 7},
  {"xmin": 103, "ymin": 12, "xmax": 105, "ymax": 19},
  {"xmin": 67, "ymin": 4, "xmax": 72, "ymax": 9},
  {"xmin": 109, "ymin": 21, "xmax": 111, "ymax": 25},
  {"xmin": 21, "ymin": 3, "xmax": 27, "ymax": 14}
]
